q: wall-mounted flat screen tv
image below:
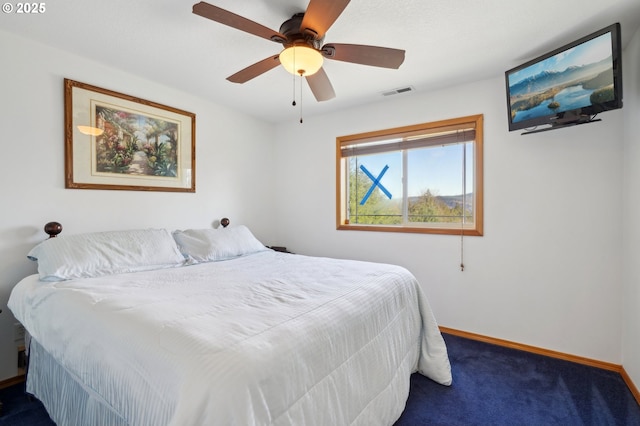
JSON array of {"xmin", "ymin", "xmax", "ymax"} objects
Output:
[{"xmin": 505, "ymin": 23, "xmax": 622, "ymax": 134}]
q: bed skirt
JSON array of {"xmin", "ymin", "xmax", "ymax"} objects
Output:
[{"xmin": 27, "ymin": 338, "xmax": 129, "ymax": 426}]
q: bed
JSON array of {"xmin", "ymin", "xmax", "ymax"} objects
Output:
[{"xmin": 8, "ymin": 221, "xmax": 451, "ymax": 425}]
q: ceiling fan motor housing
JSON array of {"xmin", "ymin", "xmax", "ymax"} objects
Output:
[{"xmin": 278, "ymin": 13, "xmax": 323, "ymax": 49}]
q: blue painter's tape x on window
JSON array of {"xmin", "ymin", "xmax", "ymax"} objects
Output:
[{"xmin": 360, "ymin": 165, "xmax": 392, "ymax": 205}]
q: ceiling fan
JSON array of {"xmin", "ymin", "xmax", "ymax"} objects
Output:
[{"xmin": 192, "ymin": 0, "xmax": 405, "ymax": 102}]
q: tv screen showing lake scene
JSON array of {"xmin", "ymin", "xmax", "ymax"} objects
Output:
[{"xmin": 507, "ymin": 32, "xmax": 615, "ymax": 125}]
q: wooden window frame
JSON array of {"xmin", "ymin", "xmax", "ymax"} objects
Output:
[{"xmin": 336, "ymin": 114, "xmax": 484, "ymax": 236}]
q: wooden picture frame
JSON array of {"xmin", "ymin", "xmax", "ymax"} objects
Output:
[{"xmin": 64, "ymin": 79, "xmax": 196, "ymax": 192}]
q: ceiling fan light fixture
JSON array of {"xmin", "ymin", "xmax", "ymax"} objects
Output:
[{"xmin": 279, "ymin": 45, "xmax": 323, "ymax": 76}]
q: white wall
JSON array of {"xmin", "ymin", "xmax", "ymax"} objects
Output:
[
  {"xmin": 622, "ymin": 27, "xmax": 640, "ymax": 390},
  {"xmin": 273, "ymin": 73, "xmax": 625, "ymax": 364},
  {"xmin": 0, "ymin": 31, "xmax": 277, "ymax": 381}
]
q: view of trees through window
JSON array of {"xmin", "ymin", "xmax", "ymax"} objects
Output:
[{"xmin": 347, "ymin": 144, "xmax": 474, "ymax": 226}]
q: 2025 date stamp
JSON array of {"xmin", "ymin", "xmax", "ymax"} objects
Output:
[{"xmin": 2, "ymin": 2, "xmax": 46, "ymax": 13}]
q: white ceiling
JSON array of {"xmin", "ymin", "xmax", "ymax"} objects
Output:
[{"xmin": 2, "ymin": 0, "xmax": 640, "ymax": 123}]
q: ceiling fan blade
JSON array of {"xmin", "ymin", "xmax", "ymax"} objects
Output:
[
  {"xmin": 193, "ymin": 2, "xmax": 286, "ymax": 43},
  {"xmin": 306, "ymin": 67, "xmax": 335, "ymax": 101},
  {"xmin": 227, "ymin": 55, "xmax": 281, "ymax": 84},
  {"xmin": 322, "ymin": 43, "xmax": 405, "ymax": 69},
  {"xmin": 300, "ymin": 0, "xmax": 350, "ymax": 39}
]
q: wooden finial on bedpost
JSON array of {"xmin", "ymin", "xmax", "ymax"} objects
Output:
[
  {"xmin": 44, "ymin": 222, "xmax": 62, "ymax": 238},
  {"xmin": 220, "ymin": 218, "xmax": 230, "ymax": 228}
]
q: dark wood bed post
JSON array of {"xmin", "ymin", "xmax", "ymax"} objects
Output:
[
  {"xmin": 44, "ymin": 222, "xmax": 62, "ymax": 238},
  {"xmin": 220, "ymin": 218, "xmax": 230, "ymax": 228}
]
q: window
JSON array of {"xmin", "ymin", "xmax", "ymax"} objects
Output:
[{"xmin": 336, "ymin": 114, "xmax": 483, "ymax": 235}]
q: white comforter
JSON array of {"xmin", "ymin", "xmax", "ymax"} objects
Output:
[{"xmin": 9, "ymin": 251, "xmax": 451, "ymax": 426}]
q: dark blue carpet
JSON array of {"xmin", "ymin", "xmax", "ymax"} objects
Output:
[
  {"xmin": 1, "ymin": 333, "xmax": 638, "ymax": 425},
  {"xmin": 395, "ymin": 334, "xmax": 640, "ymax": 425},
  {"xmin": 0, "ymin": 382, "xmax": 52, "ymax": 426}
]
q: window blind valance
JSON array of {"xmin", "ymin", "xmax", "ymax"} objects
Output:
[{"xmin": 339, "ymin": 120, "xmax": 476, "ymax": 158}]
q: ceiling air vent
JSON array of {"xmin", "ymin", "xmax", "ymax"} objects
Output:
[{"xmin": 382, "ymin": 86, "xmax": 415, "ymax": 97}]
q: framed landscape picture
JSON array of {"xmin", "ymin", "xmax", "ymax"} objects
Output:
[{"xmin": 64, "ymin": 78, "xmax": 196, "ymax": 192}]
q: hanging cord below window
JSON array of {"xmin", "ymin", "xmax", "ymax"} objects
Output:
[
  {"xmin": 460, "ymin": 132, "xmax": 466, "ymax": 272},
  {"xmin": 460, "ymin": 225, "xmax": 464, "ymax": 271}
]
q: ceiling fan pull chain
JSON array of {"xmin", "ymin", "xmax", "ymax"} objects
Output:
[
  {"xmin": 299, "ymin": 71, "xmax": 304, "ymax": 123},
  {"xmin": 292, "ymin": 47, "xmax": 297, "ymax": 107},
  {"xmin": 292, "ymin": 72, "xmax": 296, "ymax": 106}
]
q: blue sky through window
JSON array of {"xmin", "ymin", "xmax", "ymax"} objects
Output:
[{"xmin": 356, "ymin": 143, "xmax": 473, "ymax": 197}]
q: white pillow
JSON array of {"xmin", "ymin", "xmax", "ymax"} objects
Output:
[
  {"xmin": 172, "ymin": 225, "xmax": 267, "ymax": 263},
  {"xmin": 27, "ymin": 229, "xmax": 186, "ymax": 281}
]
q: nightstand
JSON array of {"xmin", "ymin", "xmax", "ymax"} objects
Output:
[{"xmin": 268, "ymin": 246, "xmax": 293, "ymax": 254}]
